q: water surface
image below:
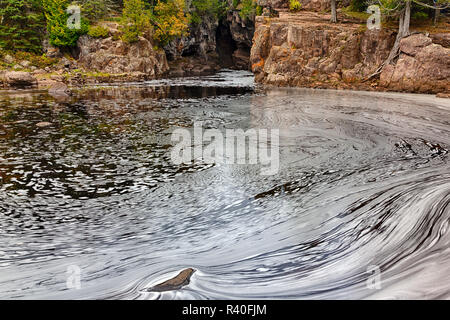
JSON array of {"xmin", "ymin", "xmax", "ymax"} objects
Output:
[{"xmin": 1, "ymin": 70, "xmax": 450, "ymax": 299}]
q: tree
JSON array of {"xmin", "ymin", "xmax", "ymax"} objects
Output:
[
  {"xmin": 151, "ymin": 0, "xmax": 190, "ymax": 46},
  {"xmin": 120, "ymin": 0, "xmax": 151, "ymax": 42},
  {"xmin": 42, "ymin": 0, "xmax": 88, "ymax": 47},
  {"xmin": 331, "ymin": 0, "xmax": 337, "ymax": 23},
  {"xmin": 72, "ymin": 0, "xmax": 121, "ymax": 21},
  {"xmin": 367, "ymin": 0, "xmax": 450, "ymax": 79},
  {"xmin": 0, "ymin": 0, "xmax": 46, "ymax": 53}
]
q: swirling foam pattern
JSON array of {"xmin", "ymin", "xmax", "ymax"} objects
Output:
[{"xmin": 0, "ymin": 70, "xmax": 449, "ymax": 299}]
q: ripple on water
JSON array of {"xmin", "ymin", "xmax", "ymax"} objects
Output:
[{"xmin": 1, "ymin": 72, "xmax": 450, "ymax": 299}]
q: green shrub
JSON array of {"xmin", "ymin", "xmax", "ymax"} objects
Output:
[
  {"xmin": 289, "ymin": 0, "xmax": 301, "ymax": 12},
  {"xmin": 256, "ymin": 5, "xmax": 263, "ymax": 16},
  {"xmin": 0, "ymin": 0, "xmax": 46, "ymax": 53},
  {"xmin": 232, "ymin": 0, "xmax": 240, "ymax": 8},
  {"xmin": 13, "ymin": 51, "xmax": 59, "ymax": 68},
  {"xmin": 191, "ymin": 0, "xmax": 227, "ymax": 25},
  {"xmin": 412, "ymin": 11, "xmax": 428, "ymax": 20},
  {"xmin": 88, "ymin": 25, "xmax": 110, "ymax": 38},
  {"xmin": 120, "ymin": 0, "xmax": 151, "ymax": 43},
  {"xmin": 349, "ymin": 0, "xmax": 366, "ymax": 12},
  {"xmin": 239, "ymin": 0, "xmax": 256, "ymax": 20},
  {"xmin": 42, "ymin": 0, "xmax": 89, "ymax": 47}
]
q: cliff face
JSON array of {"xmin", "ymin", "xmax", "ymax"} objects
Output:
[
  {"xmin": 76, "ymin": 23, "xmax": 169, "ymax": 80},
  {"xmin": 250, "ymin": 11, "xmax": 450, "ymax": 93}
]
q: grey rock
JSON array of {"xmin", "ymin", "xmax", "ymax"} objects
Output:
[
  {"xmin": 4, "ymin": 71, "xmax": 37, "ymax": 87},
  {"xmin": 3, "ymin": 54, "xmax": 14, "ymax": 64},
  {"xmin": 36, "ymin": 122, "xmax": 52, "ymax": 128},
  {"xmin": 20, "ymin": 60, "xmax": 31, "ymax": 68}
]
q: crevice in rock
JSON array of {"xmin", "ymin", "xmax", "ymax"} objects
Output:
[
  {"xmin": 216, "ymin": 20, "xmax": 238, "ymax": 68},
  {"xmin": 215, "ymin": 18, "xmax": 252, "ymax": 70}
]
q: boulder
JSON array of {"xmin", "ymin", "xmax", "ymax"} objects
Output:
[
  {"xmin": 4, "ymin": 71, "xmax": 37, "ymax": 87},
  {"xmin": 48, "ymin": 82, "xmax": 71, "ymax": 96},
  {"xmin": 430, "ymin": 33, "xmax": 450, "ymax": 48},
  {"xmin": 399, "ymin": 34, "xmax": 432, "ymax": 56},
  {"xmin": 148, "ymin": 268, "xmax": 196, "ymax": 292},
  {"xmin": 3, "ymin": 54, "xmax": 14, "ymax": 64},
  {"xmin": 20, "ymin": 60, "xmax": 31, "ymax": 68},
  {"xmin": 381, "ymin": 34, "xmax": 450, "ymax": 93}
]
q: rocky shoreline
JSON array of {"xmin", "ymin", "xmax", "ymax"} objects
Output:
[
  {"xmin": 250, "ymin": 10, "xmax": 450, "ymax": 95},
  {"xmin": 0, "ymin": 5, "xmax": 448, "ymax": 97}
]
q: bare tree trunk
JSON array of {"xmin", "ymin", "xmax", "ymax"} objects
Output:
[
  {"xmin": 402, "ymin": 0, "xmax": 411, "ymax": 36},
  {"xmin": 434, "ymin": 8, "xmax": 440, "ymax": 25},
  {"xmin": 366, "ymin": 1, "xmax": 412, "ymax": 80},
  {"xmin": 331, "ymin": 0, "xmax": 337, "ymax": 23}
]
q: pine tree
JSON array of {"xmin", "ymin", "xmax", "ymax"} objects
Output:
[
  {"xmin": 0, "ymin": 0, "xmax": 46, "ymax": 53},
  {"xmin": 42, "ymin": 0, "xmax": 88, "ymax": 47}
]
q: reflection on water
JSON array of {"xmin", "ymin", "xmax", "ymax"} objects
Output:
[{"xmin": 1, "ymin": 70, "xmax": 450, "ymax": 299}]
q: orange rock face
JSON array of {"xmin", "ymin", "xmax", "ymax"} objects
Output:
[{"xmin": 251, "ymin": 12, "xmax": 449, "ymax": 94}]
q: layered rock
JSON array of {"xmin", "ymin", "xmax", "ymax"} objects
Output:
[
  {"xmin": 380, "ymin": 34, "xmax": 450, "ymax": 93},
  {"xmin": 165, "ymin": 7, "xmax": 255, "ymax": 75},
  {"xmin": 77, "ymin": 34, "xmax": 168, "ymax": 79},
  {"xmin": 164, "ymin": 15, "xmax": 222, "ymax": 77},
  {"xmin": 225, "ymin": 10, "xmax": 255, "ymax": 69},
  {"xmin": 251, "ymin": 12, "xmax": 449, "ymax": 93},
  {"xmin": 251, "ymin": 13, "xmax": 395, "ymax": 87},
  {"xmin": 256, "ymin": 0, "xmax": 351, "ymax": 11}
]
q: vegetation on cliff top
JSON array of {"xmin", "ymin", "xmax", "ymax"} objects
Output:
[
  {"xmin": 0, "ymin": 0, "xmax": 447, "ymax": 70},
  {"xmin": 0, "ymin": 0, "xmax": 240, "ymax": 53}
]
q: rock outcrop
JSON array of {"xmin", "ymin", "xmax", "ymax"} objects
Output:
[
  {"xmin": 225, "ymin": 10, "xmax": 255, "ymax": 69},
  {"xmin": 251, "ymin": 12, "xmax": 395, "ymax": 88},
  {"xmin": 380, "ymin": 34, "xmax": 450, "ymax": 93},
  {"xmin": 251, "ymin": 11, "xmax": 449, "ymax": 93},
  {"xmin": 2, "ymin": 71, "xmax": 37, "ymax": 88},
  {"xmin": 164, "ymin": 15, "xmax": 222, "ymax": 77},
  {"xmin": 165, "ymin": 7, "xmax": 256, "ymax": 75},
  {"xmin": 148, "ymin": 268, "xmax": 196, "ymax": 292},
  {"xmin": 77, "ymin": 34, "xmax": 169, "ymax": 79}
]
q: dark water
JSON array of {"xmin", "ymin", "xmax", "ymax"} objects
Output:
[{"xmin": 1, "ymin": 70, "xmax": 450, "ymax": 299}]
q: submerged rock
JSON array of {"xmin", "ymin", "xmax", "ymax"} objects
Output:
[
  {"xmin": 48, "ymin": 82, "xmax": 71, "ymax": 96},
  {"xmin": 148, "ymin": 268, "xmax": 196, "ymax": 292}
]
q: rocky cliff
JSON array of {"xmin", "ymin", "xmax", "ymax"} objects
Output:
[
  {"xmin": 77, "ymin": 35, "xmax": 169, "ymax": 79},
  {"xmin": 250, "ymin": 11, "xmax": 450, "ymax": 94},
  {"xmin": 380, "ymin": 34, "xmax": 450, "ymax": 93},
  {"xmin": 165, "ymin": 6, "xmax": 255, "ymax": 76}
]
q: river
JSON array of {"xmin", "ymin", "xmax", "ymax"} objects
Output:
[{"xmin": 0, "ymin": 70, "xmax": 450, "ymax": 299}]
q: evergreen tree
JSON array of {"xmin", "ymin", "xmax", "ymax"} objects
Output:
[
  {"xmin": 0, "ymin": 0, "xmax": 46, "ymax": 53},
  {"xmin": 42, "ymin": 0, "xmax": 88, "ymax": 47}
]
